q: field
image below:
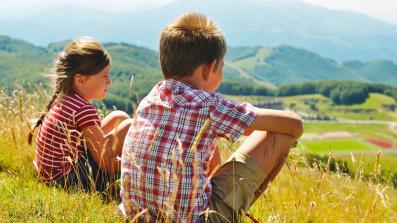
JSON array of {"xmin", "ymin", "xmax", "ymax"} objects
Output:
[
  {"xmin": 283, "ymin": 93, "xmax": 397, "ymax": 121},
  {"xmin": 1, "ymin": 88, "xmax": 397, "ymax": 222}
]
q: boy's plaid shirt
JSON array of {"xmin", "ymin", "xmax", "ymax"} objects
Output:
[{"xmin": 121, "ymin": 79, "xmax": 256, "ymax": 222}]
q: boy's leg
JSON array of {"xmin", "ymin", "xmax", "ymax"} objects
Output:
[
  {"xmin": 202, "ymin": 131, "xmax": 295, "ymax": 222},
  {"xmin": 237, "ymin": 131, "xmax": 295, "ymax": 203},
  {"xmin": 237, "ymin": 131, "xmax": 294, "ymax": 175},
  {"xmin": 101, "ymin": 110, "xmax": 130, "ymax": 134}
]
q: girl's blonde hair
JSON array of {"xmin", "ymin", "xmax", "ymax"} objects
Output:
[{"xmin": 28, "ymin": 36, "xmax": 111, "ymax": 144}]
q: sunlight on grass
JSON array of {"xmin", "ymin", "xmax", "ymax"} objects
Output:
[
  {"xmin": 1, "ymin": 86, "xmax": 397, "ymax": 222},
  {"xmin": 303, "ymin": 139, "xmax": 378, "ymax": 154}
]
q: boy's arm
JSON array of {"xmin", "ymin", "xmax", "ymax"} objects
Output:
[{"xmin": 246, "ymin": 108, "xmax": 303, "ymax": 139}]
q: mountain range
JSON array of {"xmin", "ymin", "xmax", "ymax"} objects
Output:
[
  {"xmin": 1, "ymin": 35, "xmax": 396, "ymax": 91},
  {"xmin": 1, "ymin": 0, "xmax": 397, "ymax": 61}
]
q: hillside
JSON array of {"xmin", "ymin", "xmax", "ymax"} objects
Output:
[
  {"xmin": 1, "ymin": 88, "xmax": 397, "ymax": 222},
  {"xmin": 1, "ymin": 35, "xmax": 397, "ymax": 109},
  {"xmin": 227, "ymin": 46, "xmax": 397, "ymax": 86}
]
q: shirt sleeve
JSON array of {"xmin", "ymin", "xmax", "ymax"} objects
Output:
[
  {"xmin": 75, "ymin": 104, "xmax": 101, "ymax": 130},
  {"xmin": 209, "ymin": 95, "xmax": 257, "ymax": 142}
]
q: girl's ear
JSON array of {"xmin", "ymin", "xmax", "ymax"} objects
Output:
[{"xmin": 74, "ymin": 74, "xmax": 85, "ymax": 87}]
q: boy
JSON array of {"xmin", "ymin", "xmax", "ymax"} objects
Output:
[{"xmin": 121, "ymin": 12, "xmax": 303, "ymax": 222}]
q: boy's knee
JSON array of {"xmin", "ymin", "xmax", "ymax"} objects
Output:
[
  {"xmin": 270, "ymin": 132, "xmax": 295, "ymax": 148},
  {"xmin": 265, "ymin": 132, "xmax": 293, "ymax": 158}
]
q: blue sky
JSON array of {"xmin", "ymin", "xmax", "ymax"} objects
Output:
[{"xmin": 0, "ymin": 0, "xmax": 396, "ymax": 25}]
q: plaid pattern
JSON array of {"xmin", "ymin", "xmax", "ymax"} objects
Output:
[{"xmin": 121, "ymin": 79, "xmax": 256, "ymax": 222}]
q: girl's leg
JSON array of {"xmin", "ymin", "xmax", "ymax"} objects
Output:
[
  {"xmin": 102, "ymin": 110, "xmax": 132, "ymax": 172},
  {"xmin": 86, "ymin": 118, "xmax": 133, "ymax": 175},
  {"xmin": 106, "ymin": 118, "xmax": 133, "ymax": 155},
  {"xmin": 97, "ymin": 110, "xmax": 133, "ymax": 174},
  {"xmin": 101, "ymin": 111, "xmax": 130, "ymax": 134}
]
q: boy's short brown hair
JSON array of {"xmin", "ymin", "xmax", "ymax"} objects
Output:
[{"xmin": 159, "ymin": 12, "xmax": 227, "ymax": 79}]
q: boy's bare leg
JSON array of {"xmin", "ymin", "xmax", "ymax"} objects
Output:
[
  {"xmin": 101, "ymin": 110, "xmax": 130, "ymax": 134},
  {"xmin": 253, "ymin": 156, "xmax": 286, "ymax": 204},
  {"xmin": 236, "ymin": 131, "xmax": 295, "ymax": 200}
]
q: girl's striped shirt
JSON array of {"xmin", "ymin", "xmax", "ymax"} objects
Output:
[{"xmin": 34, "ymin": 93, "xmax": 101, "ymax": 181}]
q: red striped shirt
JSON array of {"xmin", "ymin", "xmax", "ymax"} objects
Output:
[{"xmin": 34, "ymin": 93, "xmax": 101, "ymax": 181}]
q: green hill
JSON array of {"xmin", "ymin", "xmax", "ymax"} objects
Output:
[
  {"xmin": 228, "ymin": 45, "xmax": 397, "ymax": 86},
  {"xmin": 1, "ymin": 35, "xmax": 397, "ymax": 109}
]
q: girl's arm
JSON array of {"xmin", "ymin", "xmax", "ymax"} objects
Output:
[
  {"xmin": 81, "ymin": 117, "xmax": 132, "ymax": 175},
  {"xmin": 81, "ymin": 125, "xmax": 120, "ymax": 175},
  {"xmin": 247, "ymin": 108, "xmax": 303, "ymax": 139}
]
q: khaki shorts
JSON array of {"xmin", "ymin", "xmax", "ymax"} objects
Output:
[{"xmin": 199, "ymin": 151, "xmax": 267, "ymax": 222}]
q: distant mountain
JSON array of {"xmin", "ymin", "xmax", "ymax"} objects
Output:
[
  {"xmin": 1, "ymin": 0, "xmax": 397, "ymax": 61},
  {"xmin": 0, "ymin": 35, "xmax": 396, "ymax": 103},
  {"xmin": 227, "ymin": 45, "xmax": 397, "ymax": 86}
]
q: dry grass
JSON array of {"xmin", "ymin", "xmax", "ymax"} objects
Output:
[{"xmin": 1, "ymin": 85, "xmax": 397, "ymax": 222}]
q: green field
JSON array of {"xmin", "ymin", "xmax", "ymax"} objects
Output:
[
  {"xmin": 285, "ymin": 93, "xmax": 397, "ymax": 121},
  {"xmin": 303, "ymin": 139, "xmax": 379, "ymax": 154},
  {"xmin": 303, "ymin": 122, "xmax": 397, "ymax": 143},
  {"xmin": 227, "ymin": 93, "xmax": 397, "ymax": 121}
]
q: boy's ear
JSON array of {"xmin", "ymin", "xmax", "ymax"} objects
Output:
[
  {"xmin": 209, "ymin": 60, "xmax": 217, "ymax": 73},
  {"xmin": 202, "ymin": 60, "xmax": 217, "ymax": 80}
]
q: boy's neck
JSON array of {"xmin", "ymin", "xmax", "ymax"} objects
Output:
[{"xmin": 178, "ymin": 65, "xmax": 213, "ymax": 92}]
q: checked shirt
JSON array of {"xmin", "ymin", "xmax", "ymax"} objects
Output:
[{"xmin": 121, "ymin": 79, "xmax": 256, "ymax": 222}]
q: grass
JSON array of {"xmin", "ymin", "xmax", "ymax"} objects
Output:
[
  {"xmin": 303, "ymin": 138, "xmax": 379, "ymax": 154},
  {"xmin": 304, "ymin": 122, "xmax": 397, "ymax": 143},
  {"xmin": 0, "ymin": 173, "xmax": 123, "ymax": 222},
  {"xmin": 1, "ymin": 87, "xmax": 397, "ymax": 222},
  {"xmin": 335, "ymin": 154, "xmax": 397, "ymax": 174},
  {"xmin": 219, "ymin": 142, "xmax": 397, "ymax": 222}
]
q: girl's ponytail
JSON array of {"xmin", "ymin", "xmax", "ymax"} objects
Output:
[{"xmin": 28, "ymin": 94, "xmax": 58, "ymax": 145}]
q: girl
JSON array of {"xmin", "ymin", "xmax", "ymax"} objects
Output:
[{"xmin": 28, "ymin": 37, "xmax": 132, "ymax": 193}]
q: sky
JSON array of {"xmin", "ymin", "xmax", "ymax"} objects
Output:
[
  {"xmin": 303, "ymin": 0, "xmax": 397, "ymax": 25},
  {"xmin": 0, "ymin": 0, "xmax": 396, "ymax": 25}
]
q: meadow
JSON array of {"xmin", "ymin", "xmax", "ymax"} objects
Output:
[{"xmin": 1, "ymin": 87, "xmax": 397, "ymax": 222}]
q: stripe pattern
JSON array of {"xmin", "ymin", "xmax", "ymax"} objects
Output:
[{"xmin": 35, "ymin": 93, "xmax": 101, "ymax": 181}]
